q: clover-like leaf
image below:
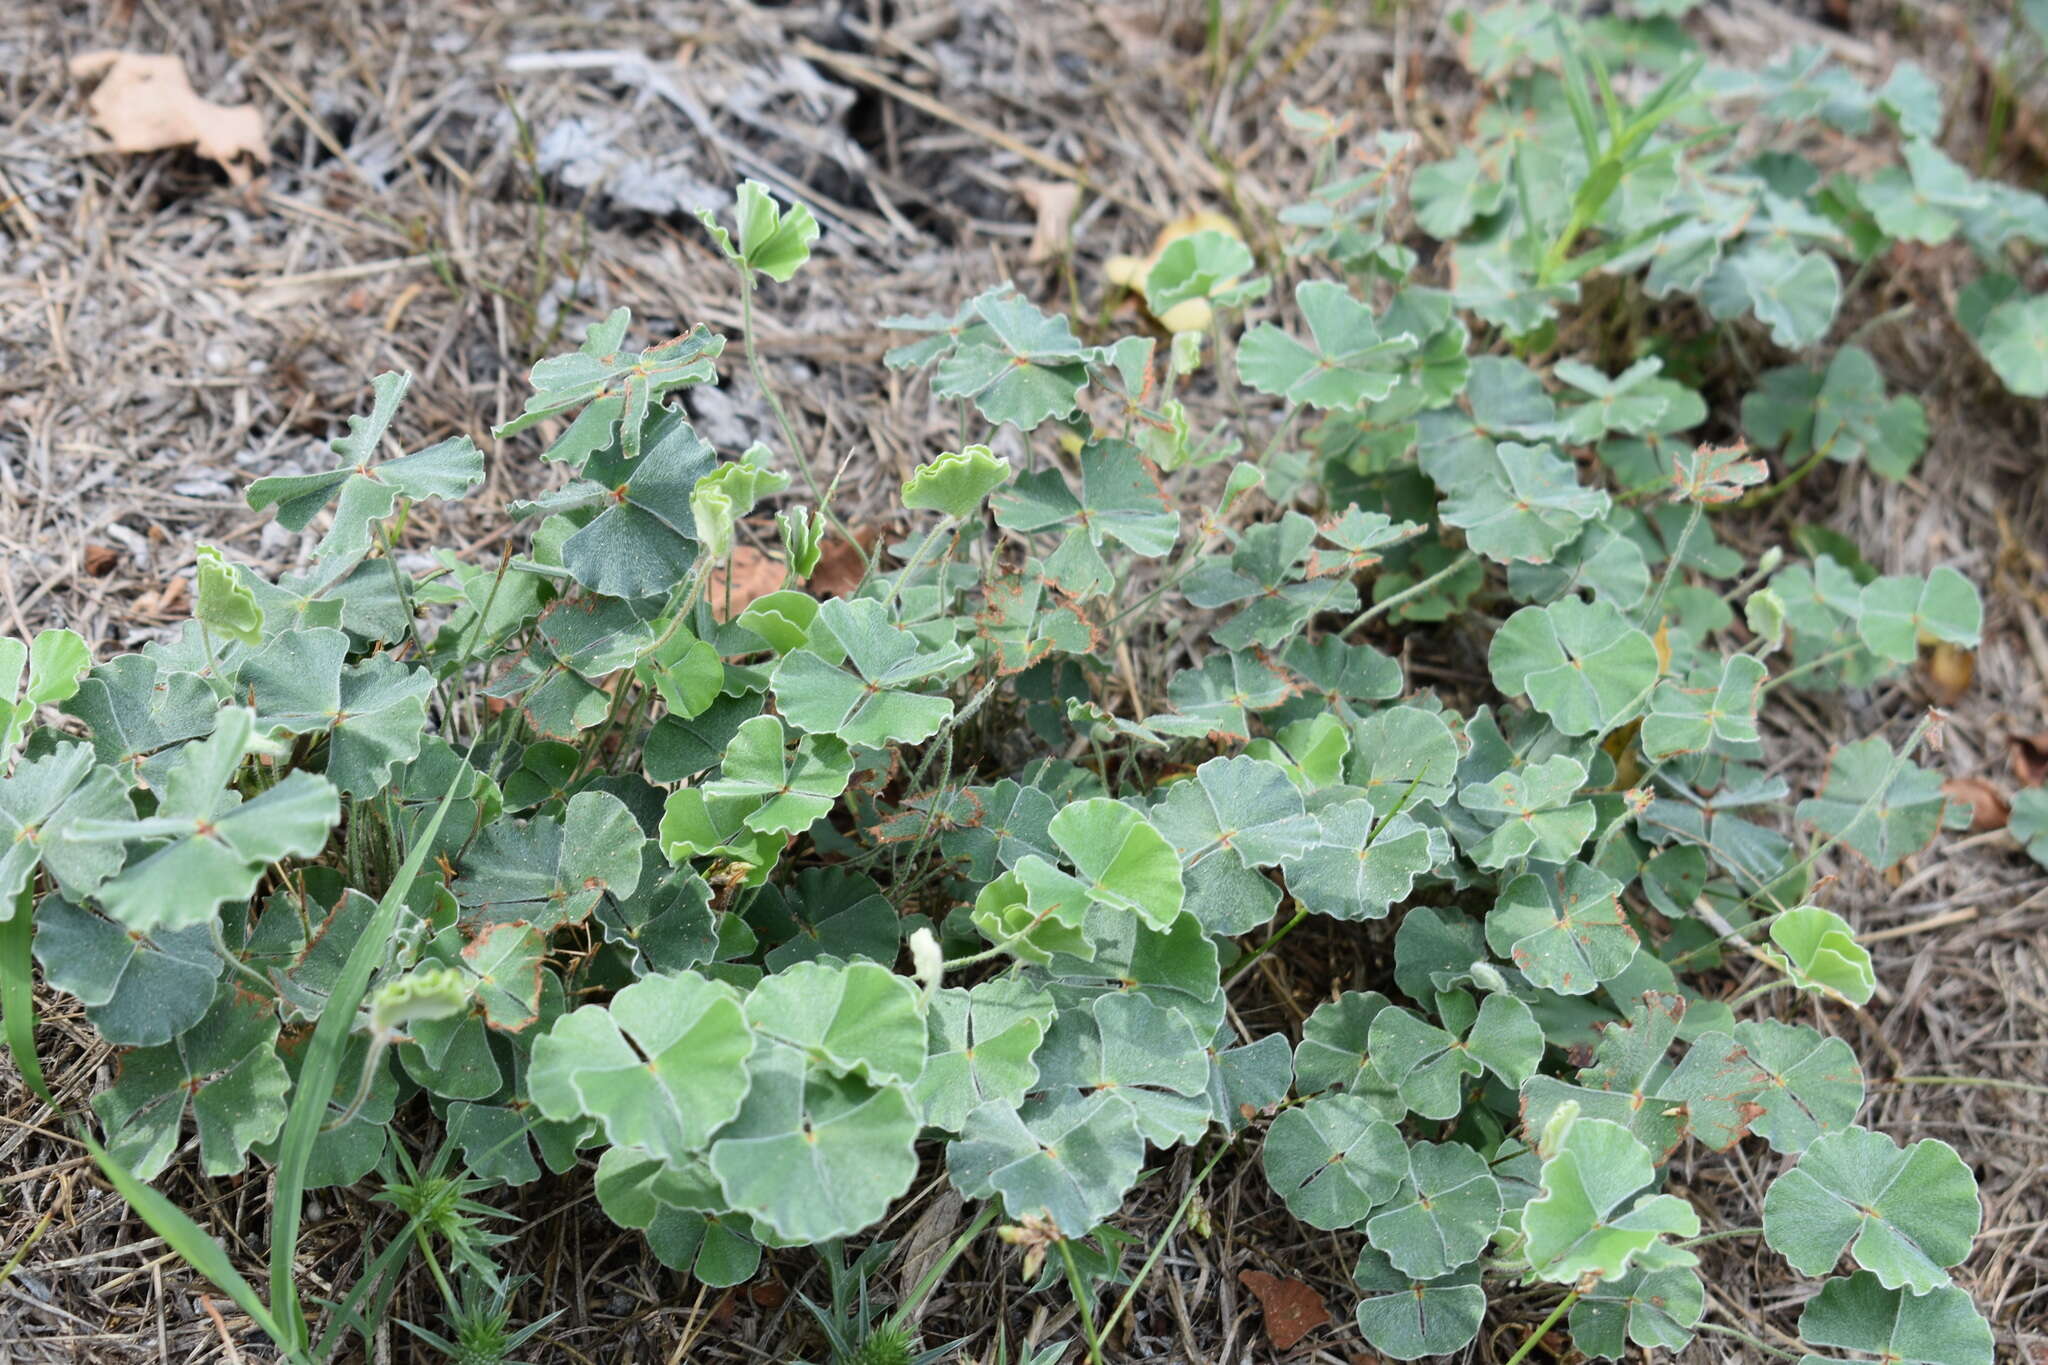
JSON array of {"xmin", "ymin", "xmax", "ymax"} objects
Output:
[
  {"xmin": 1856, "ymin": 568, "xmax": 1981, "ymax": 663},
  {"xmin": 92, "ymin": 989, "xmax": 290, "ymax": 1179},
  {"xmin": 1370, "ymin": 993, "xmax": 1542, "ymax": 1120},
  {"xmin": 703, "ymin": 715, "xmax": 852, "ymax": 836},
  {"xmin": 1705, "ymin": 242, "xmax": 1840, "ymax": 348},
  {"xmin": 709, "ymin": 1035, "xmax": 920, "ymax": 1243},
  {"xmin": 771, "ymin": 597, "xmax": 969, "ymax": 748},
  {"xmin": 992, "ymin": 438, "xmax": 1177, "ymax": 598},
  {"xmin": 2011, "ymin": 787, "xmax": 2048, "ymax": 867},
  {"xmin": 495, "ymin": 308, "xmax": 723, "ymax": 464},
  {"xmin": 33, "ymin": 894, "xmax": 220, "ymax": 1046},
  {"xmin": 1641, "ymin": 653, "xmax": 1767, "ymax": 759},
  {"xmin": 1261, "ymin": 1092, "xmax": 1407, "ymax": 1230},
  {"xmin": 915, "ymin": 978, "xmax": 1053, "ymax": 1132},
  {"xmin": 195, "ymin": 544, "xmax": 265, "ymax": 647},
  {"xmin": 1490, "ymin": 598, "xmax": 1660, "ymax": 736},
  {"xmin": 1796, "ymin": 738, "xmax": 1954, "ymax": 873},
  {"xmin": 1795, "ymin": 1271, "xmax": 1992, "ymax": 1365},
  {"xmin": 1424, "ymin": 439, "xmax": 1609, "ymax": 567},
  {"xmin": 1168, "ymin": 755, "xmax": 1319, "ymax": 869},
  {"xmin": 744, "ymin": 959, "xmax": 927, "ymax": 1086},
  {"xmin": 1143, "ymin": 229, "xmax": 1257, "ymax": 317},
  {"xmin": 529, "ymin": 970, "xmax": 753, "ymax": 1162},
  {"xmin": 1569, "ymin": 1263, "xmax": 1705, "ymax": 1359},
  {"xmin": 1763, "ymin": 905, "xmax": 1877, "ymax": 1006},
  {"xmin": 1459, "ymin": 754, "xmax": 1596, "ymax": 869},
  {"xmin": 1293, "ymin": 991, "xmax": 1402, "ymax": 1111},
  {"xmin": 2, "ymin": 628, "xmax": 92, "ymax": 751},
  {"xmin": 697, "ymin": 178, "xmax": 819, "ymax": 282},
  {"xmin": 1141, "ymin": 651, "xmax": 1292, "ymax": 743},
  {"xmin": 239, "ymin": 629, "xmax": 433, "ymax": 797},
  {"xmin": 1860, "ymin": 141, "xmax": 1987, "ymax": 246},
  {"xmin": 1280, "ymin": 804, "xmax": 1435, "ymax": 921},
  {"xmin": 1763, "ymin": 1126, "xmax": 1981, "ymax": 1293},
  {"xmin": 1970, "ymin": 291, "xmax": 2048, "ymax": 397},
  {"xmin": 0, "ymin": 745, "xmax": 130, "ymax": 910},
  {"xmin": 247, "ymin": 372, "xmax": 483, "ymax": 568},
  {"xmin": 902, "ymin": 443, "xmax": 1014, "ymax": 520},
  {"xmin": 1665, "ymin": 1019, "xmax": 1863, "ymax": 1156},
  {"xmin": 1409, "ymin": 150, "xmax": 1508, "ymax": 239},
  {"xmin": 1350, "ymin": 1246, "xmax": 1485, "ymax": 1362},
  {"xmin": 934, "ymin": 289, "xmax": 1094, "ymax": 430},
  {"xmin": 1035, "ymin": 992, "xmax": 1211, "ymax": 1147},
  {"xmin": 1488, "ymin": 863, "xmax": 1637, "ymax": 996},
  {"xmin": 1239, "ymin": 280, "xmax": 1418, "ymax": 409},
  {"xmin": 949, "ymin": 1089, "xmax": 1144, "ymax": 1236},
  {"xmin": 1344, "ymin": 705, "xmax": 1460, "ymax": 816},
  {"xmin": 78, "ymin": 710, "xmax": 341, "ymax": 934},
  {"xmin": 1523, "ymin": 1114, "xmax": 1700, "ymax": 1283},
  {"xmin": 1812, "ymin": 347, "xmax": 1929, "ymax": 481},
  {"xmin": 1670, "ymin": 441, "xmax": 1768, "ymax": 504},
  {"xmin": 1364, "ymin": 1140, "xmax": 1503, "ymax": 1279},
  {"xmin": 455, "ymin": 790, "xmax": 646, "ymax": 932}
]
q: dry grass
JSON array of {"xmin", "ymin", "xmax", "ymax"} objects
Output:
[{"xmin": 2, "ymin": 0, "xmax": 2047, "ymax": 1361}]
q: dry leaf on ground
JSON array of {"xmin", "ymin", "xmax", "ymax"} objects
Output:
[
  {"xmin": 1018, "ymin": 179, "xmax": 1082, "ymax": 262},
  {"xmin": 70, "ymin": 50, "xmax": 267, "ymax": 183},
  {"xmin": 705, "ymin": 546, "xmax": 786, "ymax": 619},
  {"xmin": 1237, "ymin": 1268, "xmax": 1330, "ymax": 1351},
  {"xmin": 2011, "ymin": 731, "xmax": 2048, "ymax": 787},
  {"xmin": 809, "ymin": 525, "xmax": 877, "ymax": 599},
  {"xmin": 1925, "ymin": 643, "xmax": 1974, "ymax": 705},
  {"xmin": 1943, "ymin": 777, "xmax": 2009, "ymax": 832}
]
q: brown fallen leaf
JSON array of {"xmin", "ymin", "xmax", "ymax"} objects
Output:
[
  {"xmin": 1017, "ymin": 179, "xmax": 1082, "ymax": 263},
  {"xmin": 1925, "ymin": 644, "xmax": 1974, "ymax": 706},
  {"xmin": 1942, "ymin": 777, "xmax": 2009, "ymax": 832},
  {"xmin": 2011, "ymin": 731, "xmax": 2048, "ymax": 788},
  {"xmin": 82, "ymin": 543, "xmax": 119, "ymax": 576},
  {"xmin": 70, "ymin": 51, "xmax": 268, "ymax": 184},
  {"xmin": 1238, "ymin": 1268, "xmax": 1330, "ymax": 1352},
  {"xmin": 808, "ymin": 525, "xmax": 878, "ymax": 600},
  {"xmin": 704, "ymin": 546, "xmax": 787, "ymax": 620}
]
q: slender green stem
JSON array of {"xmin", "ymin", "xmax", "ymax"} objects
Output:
[
  {"xmin": 1502, "ymin": 1290, "xmax": 1578, "ymax": 1365},
  {"xmin": 1679, "ymin": 1225, "xmax": 1763, "ymax": 1248},
  {"xmin": 737, "ymin": 270, "xmax": 865, "ymax": 569},
  {"xmin": 1339, "ymin": 550, "xmax": 1478, "ymax": 638},
  {"xmin": 1059, "ymin": 1236, "xmax": 1104, "ymax": 1365},
  {"xmin": 1761, "ymin": 644, "xmax": 1862, "ymax": 695},
  {"xmin": 1224, "ymin": 909, "xmax": 1307, "ymax": 991},
  {"xmin": 1098, "ymin": 1139, "xmax": 1234, "ymax": 1348},
  {"xmin": 1698, "ymin": 1320, "xmax": 1801, "ymax": 1360},
  {"xmin": 1638, "ymin": 500, "xmax": 1701, "ymax": 630}
]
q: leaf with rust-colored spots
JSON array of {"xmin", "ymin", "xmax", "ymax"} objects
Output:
[
  {"xmin": 1238, "ymin": 1268, "xmax": 1330, "ymax": 1351},
  {"xmin": 1942, "ymin": 778, "xmax": 2008, "ymax": 833}
]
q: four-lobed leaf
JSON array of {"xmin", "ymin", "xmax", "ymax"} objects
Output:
[{"xmin": 1763, "ymin": 1126, "xmax": 1981, "ymax": 1293}]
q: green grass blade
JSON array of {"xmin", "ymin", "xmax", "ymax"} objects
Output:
[
  {"xmin": 80, "ymin": 1127, "xmax": 306, "ymax": 1363},
  {"xmin": 266, "ymin": 765, "xmax": 471, "ymax": 1349},
  {"xmin": 0, "ymin": 886, "xmax": 52, "ymax": 1108}
]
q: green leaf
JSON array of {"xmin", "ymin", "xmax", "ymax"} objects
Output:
[
  {"xmin": 992, "ymin": 439, "xmax": 1178, "ymax": 598},
  {"xmin": 1795, "ymin": 738, "xmax": 1953, "ymax": 873},
  {"xmin": 1425, "ymin": 439, "xmax": 1608, "ymax": 566},
  {"xmin": 697, "ymin": 179, "xmax": 819, "ymax": 283},
  {"xmin": 241, "ymin": 630, "xmax": 433, "ymax": 797},
  {"xmin": 1459, "ymin": 754, "xmax": 1596, "ymax": 868},
  {"xmin": 81, "ymin": 712, "xmax": 341, "ymax": 934},
  {"xmin": 1490, "ymin": 598, "xmax": 1660, "ymax": 735},
  {"xmin": 1280, "ymin": 803, "xmax": 1435, "ymax": 920},
  {"xmin": 92, "ymin": 989, "xmax": 290, "ymax": 1179},
  {"xmin": 1764, "ymin": 905, "xmax": 1877, "ymax": 1006},
  {"xmin": 494, "ymin": 308, "xmax": 723, "ymax": 465},
  {"xmin": 1345, "ymin": 706, "xmax": 1461, "ymax": 816},
  {"xmin": 1569, "ymin": 1263, "xmax": 1705, "ymax": 1358},
  {"xmin": 1670, "ymin": 441, "xmax": 1769, "ymax": 504},
  {"xmin": 1970, "ymin": 291, "xmax": 2048, "ymax": 396},
  {"xmin": 1035, "ymin": 992, "xmax": 1211, "ymax": 1146},
  {"xmin": 1143, "ymin": 230, "xmax": 1258, "ymax": 315},
  {"xmin": 934, "ymin": 289, "xmax": 1092, "ymax": 430},
  {"xmin": 455, "ymin": 790, "xmax": 646, "ymax": 932},
  {"xmin": 708, "ymin": 1036, "xmax": 919, "ymax": 1242},
  {"xmin": 745, "ymin": 959, "xmax": 927, "ymax": 1086},
  {"xmin": 1410, "ymin": 150, "xmax": 1508, "ymax": 239},
  {"xmin": 458, "ymin": 922, "xmax": 547, "ymax": 1031},
  {"xmin": 1364, "ymin": 1139, "xmax": 1502, "ymax": 1278},
  {"xmin": 1707, "ymin": 242, "xmax": 1841, "ymax": 348},
  {"xmin": 0, "ymin": 745, "xmax": 129, "ymax": 909},
  {"xmin": 1370, "ymin": 993, "xmax": 1542, "ymax": 1119},
  {"xmin": 2, "ymin": 629, "xmax": 92, "ymax": 751},
  {"xmin": 1523, "ymin": 1114, "xmax": 1699, "ymax": 1282},
  {"xmin": 517, "ymin": 408, "xmax": 718, "ymax": 597},
  {"xmin": 1350, "ymin": 1246, "xmax": 1485, "ymax": 1361},
  {"xmin": 1641, "ymin": 653, "xmax": 1766, "ymax": 759},
  {"xmin": 1044, "ymin": 798, "xmax": 1184, "ymax": 930},
  {"xmin": 33, "ymin": 894, "xmax": 220, "ymax": 1045},
  {"xmin": 1763, "ymin": 1126, "xmax": 1981, "ymax": 1293},
  {"xmin": 914, "ymin": 978, "xmax": 1052, "ymax": 1131},
  {"xmin": 901, "ymin": 443, "xmax": 1013, "ymax": 519},
  {"xmin": 771, "ymin": 597, "xmax": 969, "ymax": 748},
  {"xmin": 2011, "ymin": 787, "xmax": 2048, "ymax": 867},
  {"xmin": 529, "ymin": 970, "xmax": 754, "ymax": 1163},
  {"xmin": 1878, "ymin": 62, "xmax": 1943, "ymax": 139},
  {"xmin": 1169, "ymin": 755, "xmax": 1319, "ymax": 868},
  {"xmin": 1813, "ymin": 347, "xmax": 1928, "ymax": 480},
  {"xmin": 1856, "ymin": 568, "xmax": 1981, "ymax": 662},
  {"xmin": 704, "ymin": 715, "xmax": 852, "ymax": 836},
  {"xmin": 1239, "ymin": 281, "xmax": 1418, "ymax": 409},
  {"xmin": 1861, "ymin": 141, "xmax": 1986, "ymax": 245},
  {"xmin": 195, "ymin": 544, "xmax": 266, "ymax": 647},
  {"xmin": 949, "ymin": 1089, "xmax": 1144, "ymax": 1236},
  {"xmin": 1795, "ymin": 1271, "xmax": 1992, "ymax": 1365},
  {"xmin": 1488, "ymin": 863, "xmax": 1638, "ymax": 996},
  {"xmin": 1665, "ymin": 1019, "xmax": 1863, "ymax": 1155},
  {"xmin": 1260, "ymin": 1092, "xmax": 1406, "ymax": 1230},
  {"xmin": 1293, "ymin": 991, "xmax": 1403, "ymax": 1110},
  {"xmin": 247, "ymin": 372, "xmax": 483, "ymax": 568}
]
